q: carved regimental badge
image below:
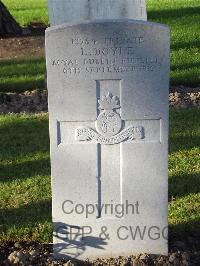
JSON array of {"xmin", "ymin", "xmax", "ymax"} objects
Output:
[{"xmin": 76, "ymin": 92, "xmax": 144, "ymax": 145}]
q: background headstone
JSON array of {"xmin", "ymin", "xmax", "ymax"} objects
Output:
[
  {"xmin": 46, "ymin": 18, "xmax": 170, "ymax": 259},
  {"xmin": 48, "ymin": 0, "xmax": 147, "ymax": 26}
]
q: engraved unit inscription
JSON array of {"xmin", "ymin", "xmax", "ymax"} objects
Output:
[
  {"xmin": 51, "ymin": 31, "xmax": 163, "ymax": 76},
  {"xmin": 76, "ymin": 126, "xmax": 144, "ymax": 145},
  {"xmin": 75, "ymin": 92, "xmax": 144, "ymax": 145}
]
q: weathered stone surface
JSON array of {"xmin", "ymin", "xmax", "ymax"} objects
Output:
[
  {"xmin": 46, "ymin": 20, "xmax": 170, "ymax": 259},
  {"xmin": 48, "ymin": 0, "xmax": 147, "ymax": 26}
]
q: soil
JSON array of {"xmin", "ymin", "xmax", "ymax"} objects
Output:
[
  {"xmin": 0, "ymin": 24, "xmax": 46, "ymax": 60},
  {"xmin": 0, "ymin": 89, "xmax": 199, "ymax": 114},
  {"xmin": 0, "ymin": 89, "xmax": 48, "ymax": 113},
  {"xmin": 0, "ymin": 238, "xmax": 200, "ymax": 265},
  {"xmin": 0, "ymin": 34, "xmax": 45, "ymax": 60}
]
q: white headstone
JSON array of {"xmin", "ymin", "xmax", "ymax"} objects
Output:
[
  {"xmin": 48, "ymin": 0, "xmax": 147, "ymax": 25},
  {"xmin": 46, "ymin": 18, "xmax": 170, "ymax": 259}
]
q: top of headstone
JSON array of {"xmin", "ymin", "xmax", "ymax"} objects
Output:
[{"xmin": 48, "ymin": 0, "xmax": 147, "ymax": 26}]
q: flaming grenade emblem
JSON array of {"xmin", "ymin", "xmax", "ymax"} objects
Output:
[
  {"xmin": 96, "ymin": 93, "xmax": 122, "ymax": 137},
  {"xmin": 75, "ymin": 91, "xmax": 144, "ymax": 145}
]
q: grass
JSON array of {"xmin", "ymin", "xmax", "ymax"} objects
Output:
[
  {"xmin": 0, "ymin": 109, "xmax": 199, "ymax": 242},
  {"xmin": 168, "ymin": 109, "xmax": 200, "ymax": 238},
  {"xmin": 0, "ymin": 58, "xmax": 46, "ymax": 92},
  {"xmin": 147, "ymin": 0, "xmax": 200, "ymax": 86},
  {"xmin": 0, "ymin": 113, "xmax": 52, "ymax": 242},
  {"xmin": 2, "ymin": 0, "xmax": 48, "ymax": 27},
  {"xmin": 0, "ymin": 0, "xmax": 199, "ymax": 93}
]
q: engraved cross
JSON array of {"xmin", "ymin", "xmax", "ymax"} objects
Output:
[
  {"xmin": 57, "ymin": 86, "xmax": 160, "ymax": 218},
  {"xmin": 73, "ymin": 80, "xmax": 144, "ymax": 218}
]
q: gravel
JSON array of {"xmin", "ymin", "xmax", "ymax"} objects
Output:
[
  {"xmin": 0, "ymin": 86, "xmax": 199, "ymax": 114},
  {"xmin": 169, "ymin": 91, "xmax": 200, "ymax": 108},
  {"xmin": 0, "ymin": 89, "xmax": 48, "ymax": 114},
  {"xmin": 0, "ymin": 239, "xmax": 200, "ymax": 265}
]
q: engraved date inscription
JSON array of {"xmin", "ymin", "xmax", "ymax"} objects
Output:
[{"xmin": 51, "ymin": 34, "xmax": 162, "ymax": 76}]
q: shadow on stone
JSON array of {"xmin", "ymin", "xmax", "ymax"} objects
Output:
[{"xmin": 53, "ymin": 222, "xmax": 107, "ymax": 260}]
